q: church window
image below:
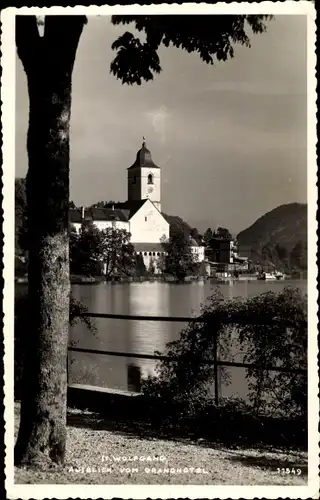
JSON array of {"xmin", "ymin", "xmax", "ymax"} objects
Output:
[
  {"xmin": 152, "ymin": 252, "xmax": 156, "ymax": 256},
  {"xmin": 144, "ymin": 252, "xmax": 147, "ymax": 256},
  {"xmin": 145, "ymin": 216, "xmax": 147, "ymax": 222},
  {"xmin": 147, "ymin": 173, "xmax": 154, "ymax": 185},
  {"xmin": 132, "ymin": 175, "xmax": 136, "ymax": 185},
  {"xmin": 149, "ymin": 252, "xmax": 152, "ymax": 256},
  {"xmin": 157, "ymin": 252, "xmax": 160, "ymax": 256}
]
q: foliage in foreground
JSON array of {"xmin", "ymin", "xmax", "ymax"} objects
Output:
[{"xmin": 142, "ymin": 287, "xmax": 307, "ymax": 423}]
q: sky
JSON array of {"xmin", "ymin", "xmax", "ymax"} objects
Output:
[{"xmin": 15, "ymin": 15, "xmax": 307, "ymax": 234}]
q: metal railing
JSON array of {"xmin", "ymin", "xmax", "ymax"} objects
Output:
[{"xmin": 68, "ymin": 312, "xmax": 307, "ymax": 406}]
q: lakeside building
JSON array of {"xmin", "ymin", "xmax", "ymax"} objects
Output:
[
  {"xmin": 70, "ymin": 138, "xmax": 205, "ymax": 273},
  {"xmin": 204, "ymin": 237, "xmax": 249, "ymax": 277}
]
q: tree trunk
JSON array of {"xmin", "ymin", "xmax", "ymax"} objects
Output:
[{"xmin": 14, "ymin": 15, "xmax": 86, "ymax": 467}]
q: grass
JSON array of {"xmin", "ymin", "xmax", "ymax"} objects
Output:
[{"xmin": 14, "ymin": 403, "xmax": 307, "ymax": 485}]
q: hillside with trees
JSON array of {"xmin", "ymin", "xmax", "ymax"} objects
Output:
[
  {"xmin": 237, "ymin": 203, "xmax": 307, "ymax": 271},
  {"xmin": 162, "ymin": 213, "xmax": 192, "ymax": 237},
  {"xmin": 162, "ymin": 213, "xmax": 207, "ymax": 246}
]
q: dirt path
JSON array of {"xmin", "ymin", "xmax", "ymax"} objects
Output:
[{"xmin": 15, "ymin": 408, "xmax": 307, "ymax": 486}]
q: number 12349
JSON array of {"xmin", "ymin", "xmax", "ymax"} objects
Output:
[{"xmin": 277, "ymin": 468, "xmax": 302, "ymax": 475}]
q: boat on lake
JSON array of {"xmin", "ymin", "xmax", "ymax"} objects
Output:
[{"xmin": 257, "ymin": 271, "xmax": 285, "ymax": 281}]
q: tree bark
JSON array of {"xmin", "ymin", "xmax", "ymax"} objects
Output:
[{"xmin": 14, "ymin": 15, "xmax": 86, "ymax": 467}]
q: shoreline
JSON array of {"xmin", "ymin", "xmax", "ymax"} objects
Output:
[{"xmin": 15, "ymin": 274, "xmax": 307, "ymax": 285}]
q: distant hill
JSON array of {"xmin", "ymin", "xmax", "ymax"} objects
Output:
[{"xmin": 237, "ymin": 203, "xmax": 307, "ymax": 271}]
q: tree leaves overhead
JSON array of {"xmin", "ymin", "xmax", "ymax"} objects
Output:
[
  {"xmin": 110, "ymin": 15, "xmax": 272, "ymax": 85},
  {"xmin": 111, "ymin": 31, "xmax": 161, "ymax": 85}
]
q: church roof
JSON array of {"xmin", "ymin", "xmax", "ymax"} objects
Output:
[
  {"xmin": 104, "ymin": 200, "xmax": 148, "ymax": 219},
  {"xmin": 128, "ymin": 138, "xmax": 160, "ymax": 170},
  {"xmin": 132, "ymin": 243, "xmax": 166, "ymax": 253},
  {"xmin": 69, "ymin": 207, "xmax": 129, "ymax": 223},
  {"xmin": 70, "ymin": 200, "xmax": 153, "ymax": 224},
  {"xmin": 88, "ymin": 208, "xmax": 129, "ymax": 222}
]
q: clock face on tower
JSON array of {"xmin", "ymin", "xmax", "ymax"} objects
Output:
[{"xmin": 148, "ymin": 186, "xmax": 154, "ymax": 194}]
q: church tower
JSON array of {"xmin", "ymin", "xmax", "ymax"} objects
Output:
[{"xmin": 127, "ymin": 137, "xmax": 161, "ymax": 212}]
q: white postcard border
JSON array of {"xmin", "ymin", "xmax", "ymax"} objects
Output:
[{"xmin": 2, "ymin": 2, "xmax": 318, "ymax": 499}]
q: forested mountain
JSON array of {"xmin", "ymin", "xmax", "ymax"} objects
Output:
[
  {"xmin": 162, "ymin": 213, "xmax": 192, "ymax": 237},
  {"xmin": 237, "ymin": 203, "xmax": 307, "ymax": 270}
]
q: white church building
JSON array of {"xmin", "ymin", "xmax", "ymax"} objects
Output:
[{"xmin": 70, "ymin": 139, "xmax": 205, "ymax": 273}]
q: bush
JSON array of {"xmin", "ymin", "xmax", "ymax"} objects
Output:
[
  {"xmin": 14, "ymin": 291, "xmax": 96, "ymax": 400},
  {"xmin": 141, "ymin": 287, "xmax": 307, "ymax": 425},
  {"xmin": 234, "ymin": 287, "xmax": 307, "ymax": 419}
]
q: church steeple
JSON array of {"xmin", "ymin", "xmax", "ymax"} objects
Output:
[
  {"xmin": 127, "ymin": 138, "xmax": 162, "ymax": 212},
  {"xmin": 128, "ymin": 136, "xmax": 160, "ymax": 170}
]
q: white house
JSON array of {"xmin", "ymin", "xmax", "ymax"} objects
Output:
[
  {"xmin": 70, "ymin": 138, "xmax": 205, "ymax": 273},
  {"xmin": 190, "ymin": 237, "xmax": 205, "ymax": 262}
]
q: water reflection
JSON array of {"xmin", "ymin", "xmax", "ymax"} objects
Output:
[
  {"xmin": 69, "ymin": 280, "xmax": 307, "ymax": 398},
  {"xmin": 126, "ymin": 283, "xmax": 171, "ymax": 382},
  {"xmin": 125, "ymin": 282, "xmax": 209, "ymax": 385}
]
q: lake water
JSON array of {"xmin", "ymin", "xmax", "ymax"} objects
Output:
[{"xmin": 69, "ymin": 279, "xmax": 307, "ymax": 400}]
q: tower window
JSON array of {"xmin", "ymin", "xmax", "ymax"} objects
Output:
[
  {"xmin": 132, "ymin": 175, "xmax": 136, "ymax": 185},
  {"xmin": 147, "ymin": 173, "xmax": 154, "ymax": 185},
  {"xmin": 145, "ymin": 216, "xmax": 147, "ymax": 222}
]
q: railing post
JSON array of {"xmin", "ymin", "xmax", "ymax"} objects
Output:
[
  {"xmin": 127, "ymin": 364, "xmax": 142, "ymax": 392},
  {"xmin": 213, "ymin": 329, "xmax": 219, "ymax": 407}
]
